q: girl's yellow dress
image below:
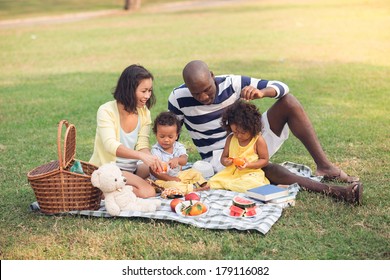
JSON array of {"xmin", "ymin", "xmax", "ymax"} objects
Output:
[{"xmin": 209, "ymin": 135, "xmax": 270, "ymax": 192}]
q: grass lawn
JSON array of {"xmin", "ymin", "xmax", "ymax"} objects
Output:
[
  {"xmin": 0, "ymin": 0, "xmax": 389, "ymax": 261},
  {"xmin": 0, "ymin": 0, "xmax": 174, "ymax": 19}
]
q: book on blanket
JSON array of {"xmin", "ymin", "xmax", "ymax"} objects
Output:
[
  {"xmin": 246, "ymin": 184, "xmax": 289, "ymax": 202},
  {"xmin": 269, "ymin": 199, "xmax": 296, "ymax": 209},
  {"xmin": 267, "ymin": 193, "xmax": 296, "ymax": 204}
]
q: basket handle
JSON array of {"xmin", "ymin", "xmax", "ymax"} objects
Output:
[{"xmin": 57, "ymin": 120, "xmax": 76, "ymax": 170}]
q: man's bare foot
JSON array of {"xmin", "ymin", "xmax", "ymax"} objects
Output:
[
  {"xmin": 316, "ymin": 166, "xmax": 359, "ymax": 183},
  {"xmin": 326, "ymin": 182, "xmax": 363, "ymax": 205}
]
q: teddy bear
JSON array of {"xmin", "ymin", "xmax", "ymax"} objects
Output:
[{"xmin": 91, "ymin": 163, "xmax": 161, "ymax": 216}]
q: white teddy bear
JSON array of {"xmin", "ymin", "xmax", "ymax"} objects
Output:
[{"xmin": 91, "ymin": 163, "xmax": 161, "ymax": 216}]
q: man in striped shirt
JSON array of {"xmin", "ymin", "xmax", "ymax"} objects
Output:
[
  {"xmin": 169, "ymin": 62, "xmax": 289, "ymax": 165},
  {"xmin": 168, "ymin": 60, "xmax": 362, "ymax": 204}
]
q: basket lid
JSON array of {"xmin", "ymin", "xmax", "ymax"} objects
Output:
[{"xmin": 62, "ymin": 124, "xmax": 76, "ymax": 169}]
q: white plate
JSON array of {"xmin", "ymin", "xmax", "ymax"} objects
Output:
[
  {"xmin": 223, "ymin": 205, "xmax": 261, "ymax": 218},
  {"xmin": 175, "ymin": 200, "xmax": 209, "ymax": 218}
]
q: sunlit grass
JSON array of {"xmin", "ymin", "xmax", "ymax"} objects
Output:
[{"xmin": 0, "ymin": 0, "xmax": 389, "ymax": 260}]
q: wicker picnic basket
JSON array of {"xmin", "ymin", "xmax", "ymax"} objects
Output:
[{"xmin": 27, "ymin": 120, "xmax": 102, "ymax": 214}]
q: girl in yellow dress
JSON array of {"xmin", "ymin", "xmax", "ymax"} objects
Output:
[{"xmin": 209, "ymin": 100, "xmax": 270, "ymax": 192}]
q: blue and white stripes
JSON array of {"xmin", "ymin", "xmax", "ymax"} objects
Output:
[{"xmin": 168, "ymin": 74, "xmax": 289, "ymax": 161}]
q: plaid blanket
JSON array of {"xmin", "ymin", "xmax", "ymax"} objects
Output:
[
  {"xmin": 30, "ymin": 162, "xmax": 320, "ymax": 234},
  {"xmin": 279, "ymin": 161, "xmax": 322, "ymax": 182}
]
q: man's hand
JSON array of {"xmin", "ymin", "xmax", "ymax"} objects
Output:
[{"xmin": 240, "ymin": 86, "xmax": 264, "ymax": 100}]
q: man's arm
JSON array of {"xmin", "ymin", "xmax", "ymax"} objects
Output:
[
  {"xmin": 240, "ymin": 77, "xmax": 289, "ymax": 100},
  {"xmin": 168, "ymin": 88, "xmax": 185, "ymax": 121},
  {"xmin": 241, "ymin": 86, "xmax": 278, "ymax": 100}
]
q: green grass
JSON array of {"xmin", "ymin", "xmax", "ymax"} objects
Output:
[
  {"xmin": 0, "ymin": 0, "xmax": 118, "ymax": 19},
  {"xmin": 0, "ymin": 0, "xmax": 389, "ymax": 260},
  {"xmin": 0, "ymin": 0, "xmax": 173, "ymax": 19}
]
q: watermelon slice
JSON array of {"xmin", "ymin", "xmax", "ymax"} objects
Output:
[
  {"xmin": 232, "ymin": 196, "xmax": 256, "ymax": 208},
  {"xmin": 229, "ymin": 204, "xmax": 245, "ymax": 216},
  {"xmin": 229, "ymin": 204, "xmax": 257, "ymax": 217},
  {"xmin": 245, "ymin": 206, "xmax": 257, "ymax": 217}
]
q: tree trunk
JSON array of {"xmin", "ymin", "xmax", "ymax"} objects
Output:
[{"xmin": 124, "ymin": 0, "xmax": 141, "ymax": 10}]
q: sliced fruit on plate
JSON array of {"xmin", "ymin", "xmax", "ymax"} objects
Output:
[
  {"xmin": 232, "ymin": 196, "xmax": 256, "ymax": 208},
  {"xmin": 229, "ymin": 204, "xmax": 246, "ymax": 216},
  {"xmin": 229, "ymin": 204, "xmax": 257, "ymax": 217},
  {"xmin": 244, "ymin": 206, "xmax": 257, "ymax": 217}
]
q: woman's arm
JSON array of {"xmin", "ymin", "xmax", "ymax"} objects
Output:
[
  {"xmin": 149, "ymin": 168, "xmax": 181, "ymax": 182},
  {"xmin": 135, "ymin": 107, "xmax": 152, "ymax": 151},
  {"xmin": 137, "ymin": 147, "xmax": 163, "ymax": 172},
  {"xmin": 133, "ymin": 108, "xmax": 163, "ymax": 171},
  {"xmin": 96, "ymin": 105, "xmax": 122, "ymax": 155},
  {"xmin": 116, "ymin": 145, "xmax": 157, "ymax": 163}
]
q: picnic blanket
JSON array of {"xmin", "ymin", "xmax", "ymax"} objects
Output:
[{"xmin": 30, "ymin": 162, "xmax": 320, "ymax": 235}]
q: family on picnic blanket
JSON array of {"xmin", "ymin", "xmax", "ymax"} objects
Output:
[{"xmin": 89, "ymin": 60, "xmax": 363, "ymax": 205}]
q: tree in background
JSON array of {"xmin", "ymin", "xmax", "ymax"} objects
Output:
[{"xmin": 124, "ymin": 0, "xmax": 141, "ymax": 10}]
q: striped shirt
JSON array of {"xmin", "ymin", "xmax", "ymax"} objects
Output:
[{"xmin": 168, "ymin": 74, "xmax": 289, "ymax": 161}]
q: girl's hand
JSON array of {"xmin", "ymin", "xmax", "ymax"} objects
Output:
[
  {"xmin": 236, "ymin": 159, "xmax": 248, "ymax": 170},
  {"xmin": 229, "ymin": 157, "xmax": 247, "ymax": 169},
  {"xmin": 223, "ymin": 157, "xmax": 234, "ymax": 166}
]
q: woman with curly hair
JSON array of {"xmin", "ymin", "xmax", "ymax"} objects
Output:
[{"xmin": 209, "ymin": 100, "xmax": 270, "ymax": 192}]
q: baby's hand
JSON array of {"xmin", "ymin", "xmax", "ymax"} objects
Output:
[
  {"xmin": 157, "ymin": 162, "xmax": 169, "ymax": 173},
  {"xmin": 168, "ymin": 158, "xmax": 180, "ymax": 169},
  {"xmin": 172, "ymin": 177, "xmax": 181, "ymax": 182}
]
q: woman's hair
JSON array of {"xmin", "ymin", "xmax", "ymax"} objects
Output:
[
  {"xmin": 221, "ymin": 100, "xmax": 262, "ymax": 137},
  {"xmin": 112, "ymin": 64, "xmax": 156, "ymax": 113},
  {"xmin": 153, "ymin": 111, "xmax": 182, "ymax": 135}
]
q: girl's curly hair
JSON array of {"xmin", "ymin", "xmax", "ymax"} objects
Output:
[
  {"xmin": 221, "ymin": 100, "xmax": 262, "ymax": 137},
  {"xmin": 153, "ymin": 111, "xmax": 182, "ymax": 135}
]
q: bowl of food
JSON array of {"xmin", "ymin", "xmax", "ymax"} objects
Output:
[{"xmin": 175, "ymin": 200, "xmax": 208, "ymax": 218}]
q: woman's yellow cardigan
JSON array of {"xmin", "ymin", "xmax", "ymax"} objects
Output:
[{"xmin": 89, "ymin": 100, "xmax": 151, "ymax": 167}]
